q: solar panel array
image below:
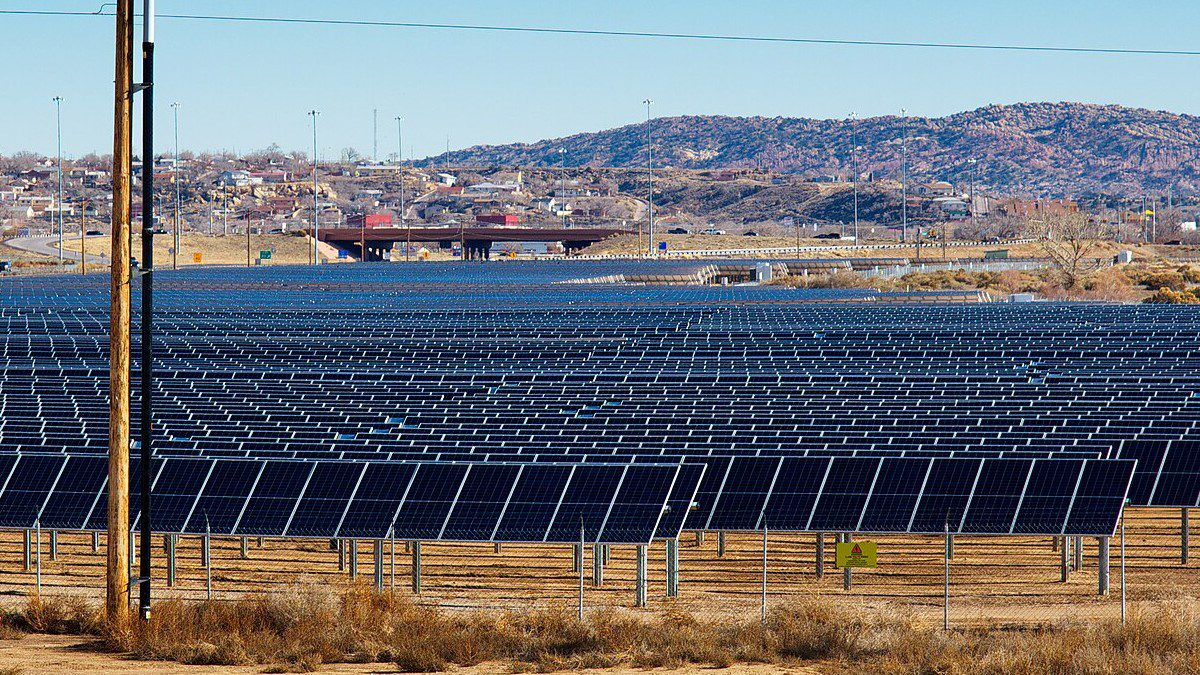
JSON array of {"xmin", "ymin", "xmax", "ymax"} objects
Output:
[
  {"xmin": 0, "ymin": 452, "xmax": 699, "ymax": 544},
  {"xmin": 0, "ymin": 260, "xmax": 1185, "ymax": 540}
]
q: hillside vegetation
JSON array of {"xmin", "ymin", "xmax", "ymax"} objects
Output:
[{"xmin": 421, "ymin": 102, "xmax": 1200, "ymax": 196}]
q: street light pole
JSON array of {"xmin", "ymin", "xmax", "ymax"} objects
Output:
[
  {"xmin": 968, "ymin": 157, "xmax": 978, "ymax": 221},
  {"xmin": 395, "ymin": 116, "xmax": 405, "ymax": 225},
  {"xmin": 309, "ymin": 110, "xmax": 320, "ymax": 264},
  {"xmin": 171, "ymin": 101, "xmax": 179, "ymax": 270},
  {"xmin": 559, "ymin": 147, "xmax": 567, "ymax": 228},
  {"xmin": 645, "ymin": 99, "xmax": 655, "ymax": 254},
  {"xmin": 849, "ymin": 112, "xmax": 859, "ymax": 245},
  {"xmin": 372, "ymin": 108, "xmax": 378, "ymax": 163},
  {"xmin": 900, "ymin": 108, "xmax": 908, "ymax": 244},
  {"xmin": 54, "ymin": 96, "xmax": 63, "ymax": 263}
]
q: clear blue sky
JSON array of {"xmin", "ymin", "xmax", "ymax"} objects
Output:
[{"xmin": 6, "ymin": 0, "xmax": 1200, "ymax": 160}]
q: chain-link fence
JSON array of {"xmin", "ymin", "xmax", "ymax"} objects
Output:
[{"xmin": 3, "ymin": 507, "xmax": 1191, "ymax": 632}]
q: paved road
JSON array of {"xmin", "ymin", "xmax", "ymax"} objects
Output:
[{"xmin": 4, "ymin": 235, "xmax": 108, "ymax": 265}]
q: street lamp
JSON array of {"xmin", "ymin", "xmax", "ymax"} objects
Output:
[
  {"xmin": 395, "ymin": 116, "xmax": 405, "ymax": 224},
  {"xmin": 967, "ymin": 157, "xmax": 978, "ymax": 221},
  {"xmin": 308, "ymin": 110, "xmax": 320, "ymax": 264},
  {"xmin": 849, "ymin": 112, "xmax": 859, "ymax": 245},
  {"xmin": 53, "ymin": 96, "xmax": 63, "ymax": 263},
  {"xmin": 171, "ymin": 101, "xmax": 180, "ymax": 269},
  {"xmin": 644, "ymin": 98, "xmax": 654, "ymax": 255},
  {"xmin": 558, "ymin": 147, "xmax": 567, "ymax": 228},
  {"xmin": 900, "ymin": 108, "xmax": 908, "ymax": 244}
]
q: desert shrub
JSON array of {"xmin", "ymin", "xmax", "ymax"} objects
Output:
[{"xmin": 1144, "ymin": 287, "xmax": 1200, "ymax": 304}]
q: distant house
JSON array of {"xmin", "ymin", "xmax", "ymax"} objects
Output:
[
  {"xmin": 435, "ymin": 173, "xmax": 457, "ymax": 186},
  {"xmin": 916, "ymin": 181, "xmax": 955, "ymax": 197},
  {"xmin": 4, "ymin": 205, "xmax": 34, "ymax": 220},
  {"xmin": 465, "ymin": 181, "xmax": 522, "ymax": 197},
  {"xmin": 346, "ymin": 213, "xmax": 393, "ymax": 229},
  {"xmin": 476, "ymin": 213, "xmax": 519, "ymax": 226},
  {"xmin": 216, "ymin": 170, "xmax": 260, "ymax": 187},
  {"xmin": 934, "ymin": 197, "xmax": 970, "ymax": 219},
  {"xmin": 250, "ymin": 170, "xmax": 292, "ymax": 184},
  {"xmin": 533, "ymin": 196, "xmax": 558, "ymax": 213}
]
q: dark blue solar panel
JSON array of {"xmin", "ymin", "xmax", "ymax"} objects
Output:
[
  {"xmin": 960, "ymin": 459, "xmax": 1032, "ymax": 534},
  {"xmin": 287, "ymin": 462, "xmax": 366, "ymax": 538},
  {"xmin": 235, "ymin": 462, "xmax": 314, "ymax": 536},
  {"xmin": 338, "ymin": 463, "xmax": 417, "ymax": 538},
  {"xmin": 493, "ymin": 464, "xmax": 572, "ymax": 542},
  {"xmin": 857, "ymin": 457, "xmax": 930, "ymax": 532},
  {"xmin": 187, "ymin": 460, "xmax": 262, "ymax": 534},
  {"xmin": 35, "ymin": 455, "xmax": 107, "ymax": 530},
  {"xmin": 1013, "ymin": 459, "xmax": 1085, "ymax": 534},
  {"xmin": 0, "ymin": 455, "xmax": 65, "ymax": 528},
  {"xmin": 441, "ymin": 463, "xmax": 521, "ymax": 541},
  {"xmin": 910, "ymin": 458, "xmax": 982, "ymax": 533},
  {"xmin": 808, "ymin": 457, "xmax": 879, "ymax": 532}
]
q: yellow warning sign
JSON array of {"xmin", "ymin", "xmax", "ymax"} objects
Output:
[
  {"xmin": 835, "ymin": 541, "xmax": 877, "ymax": 568},
  {"xmin": 192, "ymin": 252, "xmax": 203, "ymax": 263}
]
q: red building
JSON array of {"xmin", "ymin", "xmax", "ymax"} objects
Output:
[
  {"xmin": 346, "ymin": 213, "xmax": 393, "ymax": 228},
  {"xmin": 476, "ymin": 213, "xmax": 519, "ymax": 226}
]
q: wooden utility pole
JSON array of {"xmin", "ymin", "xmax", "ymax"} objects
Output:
[{"xmin": 107, "ymin": 0, "xmax": 134, "ymax": 630}]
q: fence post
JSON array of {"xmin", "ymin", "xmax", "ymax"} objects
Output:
[
  {"xmin": 665, "ymin": 538, "xmax": 679, "ymax": 598},
  {"xmin": 166, "ymin": 534, "xmax": 176, "ymax": 587},
  {"xmin": 1061, "ymin": 536, "xmax": 1070, "ymax": 582},
  {"xmin": 411, "ymin": 541, "xmax": 422, "ymax": 595},
  {"xmin": 592, "ymin": 543, "xmax": 604, "ymax": 587},
  {"xmin": 816, "ymin": 533, "xmax": 825, "ymax": 578},
  {"xmin": 842, "ymin": 533, "xmax": 853, "ymax": 591},
  {"xmin": 1098, "ymin": 536, "xmax": 1110, "ymax": 596},
  {"xmin": 374, "ymin": 539, "xmax": 384, "ymax": 590},
  {"xmin": 1120, "ymin": 509, "xmax": 1127, "ymax": 625},
  {"xmin": 944, "ymin": 522, "xmax": 950, "ymax": 631},
  {"xmin": 635, "ymin": 545, "xmax": 648, "ymax": 608},
  {"xmin": 761, "ymin": 523, "xmax": 768, "ymax": 625},
  {"xmin": 34, "ymin": 519, "xmax": 41, "ymax": 595},
  {"xmin": 578, "ymin": 524, "xmax": 586, "ymax": 619},
  {"xmin": 1183, "ymin": 508, "xmax": 1190, "ymax": 565}
]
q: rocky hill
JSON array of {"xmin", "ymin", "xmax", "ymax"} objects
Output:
[{"xmin": 419, "ymin": 103, "xmax": 1200, "ymax": 197}]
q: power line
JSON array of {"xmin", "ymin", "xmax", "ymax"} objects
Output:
[{"xmin": 4, "ymin": 7, "xmax": 1200, "ymax": 57}]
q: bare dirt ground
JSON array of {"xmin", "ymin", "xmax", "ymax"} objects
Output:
[
  {"xmin": 55, "ymin": 233, "xmax": 317, "ymax": 267},
  {"xmin": 0, "ymin": 635, "xmax": 816, "ymax": 675}
]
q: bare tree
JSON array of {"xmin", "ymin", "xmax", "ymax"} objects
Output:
[{"xmin": 1034, "ymin": 212, "xmax": 1105, "ymax": 288}]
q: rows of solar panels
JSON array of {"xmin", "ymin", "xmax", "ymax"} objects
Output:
[{"xmin": 2, "ymin": 262, "xmax": 1196, "ymax": 542}]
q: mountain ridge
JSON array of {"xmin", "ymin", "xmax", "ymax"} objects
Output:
[{"xmin": 418, "ymin": 102, "xmax": 1200, "ymax": 196}]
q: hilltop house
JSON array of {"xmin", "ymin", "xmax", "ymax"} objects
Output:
[{"xmin": 916, "ymin": 181, "xmax": 955, "ymax": 197}]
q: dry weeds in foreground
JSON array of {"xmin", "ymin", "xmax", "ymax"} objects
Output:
[{"xmin": 2, "ymin": 586, "xmax": 1200, "ymax": 674}]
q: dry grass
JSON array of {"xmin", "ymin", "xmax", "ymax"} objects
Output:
[{"xmin": 2, "ymin": 585, "xmax": 1196, "ymax": 673}]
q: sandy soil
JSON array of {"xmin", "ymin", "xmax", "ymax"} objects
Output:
[
  {"xmin": 56, "ymin": 233, "xmax": 317, "ymax": 267},
  {"xmin": 0, "ymin": 635, "xmax": 820, "ymax": 674}
]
